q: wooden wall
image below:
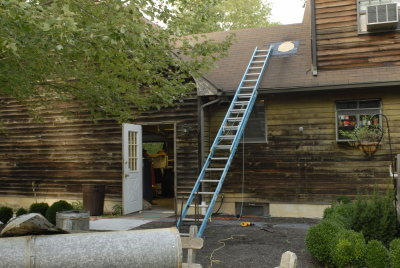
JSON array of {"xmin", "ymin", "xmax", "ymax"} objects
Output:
[
  {"xmin": 206, "ymin": 87, "xmax": 400, "ymax": 204},
  {"xmin": 0, "ymin": 95, "xmax": 199, "ymax": 202},
  {"xmin": 315, "ymin": 0, "xmax": 400, "ymax": 70}
]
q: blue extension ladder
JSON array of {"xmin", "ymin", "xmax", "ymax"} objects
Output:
[{"xmin": 177, "ymin": 46, "xmax": 273, "ymax": 237}]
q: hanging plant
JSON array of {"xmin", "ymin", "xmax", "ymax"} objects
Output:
[{"xmin": 339, "ymin": 125, "xmax": 383, "ymax": 158}]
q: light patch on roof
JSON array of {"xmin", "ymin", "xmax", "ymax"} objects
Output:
[{"xmin": 270, "ymin": 41, "xmax": 299, "ymax": 56}]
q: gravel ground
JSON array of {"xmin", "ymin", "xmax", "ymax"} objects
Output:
[{"xmin": 133, "ymin": 217, "xmax": 324, "ymax": 268}]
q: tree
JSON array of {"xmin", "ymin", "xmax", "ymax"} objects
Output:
[
  {"xmin": 159, "ymin": 0, "xmax": 274, "ymax": 35},
  {"xmin": 0, "ymin": 0, "xmax": 233, "ymax": 122}
]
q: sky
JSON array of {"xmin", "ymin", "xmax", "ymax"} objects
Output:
[{"xmin": 268, "ymin": 0, "xmax": 305, "ymax": 25}]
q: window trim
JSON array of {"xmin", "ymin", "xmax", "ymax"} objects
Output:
[{"xmin": 335, "ymin": 99, "xmax": 382, "ymax": 142}]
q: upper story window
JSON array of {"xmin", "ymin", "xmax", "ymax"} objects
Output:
[
  {"xmin": 336, "ymin": 99, "xmax": 381, "ymax": 141},
  {"xmin": 358, "ymin": 0, "xmax": 400, "ymax": 34}
]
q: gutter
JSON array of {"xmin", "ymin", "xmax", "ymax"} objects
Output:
[{"xmin": 311, "ymin": 0, "xmax": 318, "ymax": 76}]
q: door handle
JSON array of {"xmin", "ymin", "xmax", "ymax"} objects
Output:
[{"xmin": 124, "ymin": 174, "xmax": 129, "ymax": 178}]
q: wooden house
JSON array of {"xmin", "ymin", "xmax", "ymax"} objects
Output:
[
  {"xmin": 1, "ymin": 0, "xmax": 400, "ymax": 218},
  {"xmin": 193, "ymin": 0, "xmax": 400, "ymax": 218}
]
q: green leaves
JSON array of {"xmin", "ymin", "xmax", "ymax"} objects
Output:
[{"xmin": 0, "ymin": 0, "xmax": 231, "ymax": 122}]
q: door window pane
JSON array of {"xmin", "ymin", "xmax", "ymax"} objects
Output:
[{"xmin": 129, "ymin": 131, "xmax": 138, "ymax": 171}]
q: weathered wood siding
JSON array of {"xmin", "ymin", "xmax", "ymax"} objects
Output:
[
  {"xmin": 206, "ymin": 87, "xmax": 399, "ymax": 204},
  {"xmin": 315, "ymin": 0, "xmax": 400, "ymax": 70},
  {"xmin": 0, "ymin": 95, "xmax": 199, "ymax": 202}
]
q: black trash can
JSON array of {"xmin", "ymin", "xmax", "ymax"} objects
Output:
[{"xmin": 82, "ymin": 184, "xmax": 105, "ymax": 216}]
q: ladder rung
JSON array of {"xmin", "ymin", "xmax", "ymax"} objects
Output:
[
  {"xmin": 231, "ymin": 109, "xmax": 246, "ymax": 112},
  {"xmin": 253, "ymin": 55, "xmax": 267, "ymax": 58},
  {"xmin": 257, "ymin": 49, "xmax": 269, "ymax": 52},
  {"xmin": 215, "ymin": 144, "xmax": 232, "ymax": 149},
  {"xmin": 251, "ymin": 61, "xmax": 265, "ymax": 63},
  {"xmin": 182, "ymin": 218, "xmax": 205, "ymax": 222},
  {"xmin": 234, "ymin": 101, "xmax": 249, "ymax": 105},
  {"xmin": 206, "ymin": 168, "xmax": 224, "ymax": 171},
  {"xmin": 211, "ymin": 157, "xmax": 228, "ymax": 160},
  {"xmin": 190, "ymin": 204, "xmax": 209, "ymax": 208},
  {"xmin": 201, "ymin": 179, "xmax": 221, "ymax": 183},
  {"xmin": 246, "ymin": 73, "xmax": 261, "ymax": 76},
  {"xmin": 220, "ymin": 135, "xmax": 235, "ymax": 139},
  {"xmin": 243, "ymin": 80, "xmax": 257, "ymax": 82},
  {"xmin": 198, "ymin": 192, "xmax": 215, "ymax": 195},
  {"xmin": 240, "ymin": 86, "xmax": 254, "ymax": 89},
  {"xmin": 227, "ymin": 118, "xmax": 242, "ymax": 122},
  {"xmin": 249, "ymin": 67, "xmax": 262, "ymax": 69},
  {"xmin": 238, "ymin": 94, "xmax": 252, "ymax": 97}
]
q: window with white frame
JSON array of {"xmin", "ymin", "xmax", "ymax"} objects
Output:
[
  {"xmin": 336, "ymin": 99, "xmax": 381, "ymax": 141},
  {"xmin": 358, "ymin": 0, "xmax": 400, "ymax": 34}
]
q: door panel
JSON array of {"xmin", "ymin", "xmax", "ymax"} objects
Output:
[{"xmin": 122, "ymin": 124, "xmax": 142, "ymax": 214}]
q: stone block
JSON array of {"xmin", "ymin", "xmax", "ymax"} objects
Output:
[{"xmin": 278, "ymin": 251, "xmax": 297, "ymax": 268}]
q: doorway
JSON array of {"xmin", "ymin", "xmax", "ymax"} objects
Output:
[{"xmin": 142, "ymin": 124, "xmax": 175, "ymax": 211}]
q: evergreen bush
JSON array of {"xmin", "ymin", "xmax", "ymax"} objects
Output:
[
  {"xmin": 0, "ymin": 206, "xmax": 13, "ymax": 223},
  {"xmin": 29, "ymin": 202, "xmax": 49, "ymax": 217},
  {"xmin": 390, "ymin": 239, "xmax": 400, "ymax": 268},
  {"xmin": 16, "ymin": 208, "xmax": 28, "ymax": 217},
  {"xmin": 364, "ymin": 240, "xmax": 390, "ymax": 268},
  {"xmin": 351, "ymin": 193, "xmax": 397, "ymax": 245},
  {"xmin": 331, "ymin": 229, "xmax": 366, "ymax": 268},
  {"xmin": 305, "ymin": 219, "xmax": 344, "ymax": 265},
  {"xmin": 323, "ymin": 202, "xmax": 355, "ymax": 229},
  {"xmin": 45, "ymin": 200, "xmax": 73, "ymax": 224}
]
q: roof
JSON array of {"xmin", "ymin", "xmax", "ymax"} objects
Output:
[{"xmin": 201, "ymin": 3, "xmax": 400, "ymax": 94}]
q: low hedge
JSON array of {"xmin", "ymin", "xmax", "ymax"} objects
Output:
[
  {"xmin": 390, "ymin": 239, "xmax": 400, "ymax": 268},
  {"xmin": 29, "ymin": 202, "xmax": 49, "ymax": 217},
  {"xmin": 306, "ymin": 193, "xmax": 400, "ymax": 268},
  {"xmin": 45, "ymin": 200, "xmax": 73, "ymax": 224},
  {"xmin": 364, "ymin": 240, "xmax": 390, "ymax": 268},
  {"xmin": 0, "ymin": 206, "xmax": 13, "ymax": 223}
]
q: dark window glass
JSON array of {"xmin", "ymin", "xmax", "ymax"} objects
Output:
[
  {"xmin": 359, "ymin": 100, "xmax": 380, "ymax": 109},
  {"xmin": 243, "ymin": 102, "xmax": 266, "ymax": 142},
  {"xmin": 336, "ymin": 101, "xmax": 357, "ymax": 110}
]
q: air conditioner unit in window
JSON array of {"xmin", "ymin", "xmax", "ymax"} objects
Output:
[{"xmin": 367, "ymin": 3, "xmax": 399, "ymax": 31}]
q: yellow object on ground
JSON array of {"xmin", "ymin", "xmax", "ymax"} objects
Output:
[{"xmin": 240, "ymin": 222, "xmax": 252, "ymax": 227}]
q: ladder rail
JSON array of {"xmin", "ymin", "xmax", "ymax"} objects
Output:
[
  {"xmin": 177, "ymin": 46, "xmax": 274, "ymax": 236},
  {"xmin": 229, "ymin": 45, "xmax": 273, "ymax": 151},
  {"xmin": 209, "ymin": 47, "xmax": 260, "ymax": 154}
]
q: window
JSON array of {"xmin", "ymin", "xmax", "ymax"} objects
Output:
[
  {"xmin": 242, "ymin": 101, "xmax": 267, "ymax": 143},
  {"xmin": 358, "ymin": 0, "xmax": 400, "ymax": 34},
  {"xmin": 336, "ymin": 99, "xmax": 381, "ymax": 141}
]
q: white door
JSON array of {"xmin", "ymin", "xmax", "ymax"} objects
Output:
[{"xmin": 122, "ymin": 124, "xmax": 143, "ymax": 214}]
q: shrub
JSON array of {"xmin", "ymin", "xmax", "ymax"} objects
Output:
[
  {"xmin": 16, "ymin": 208, "xmax": 28, "ymax": 217},
  {"xmin": 306, "ymin": 219, "xmax": 344, "ymax": 265},
  {"xmin": 364, "ymin": 240, "xmax": 390, "ymax": 268},
  {"xmin": 390, "ymin": 239, "xmax": 400, "ymax": 268},
  {"xmin": 351, "ymin": 193, "xmax": 397, "ymax": 245},
  {"xmin": 0, "ymin": 206, "xmax": 13, "ymax": 223},
  {"xmin": 323, "ymin": 202, "xmax": 355, "ymax": 229},
  {"xmin": 331, "ymin": 229, "xmax": 366, "ymax": 268},
  {"xmin": 71, "ymin": 200, "xmax": 83, "ymax": 211},
  {"xmin": 29, "ymin": 202, "xmax": 49, "ymax": 217},
  {"xmin": 45, "ymin": 200, "xmax": 73, "ymax": 224}
]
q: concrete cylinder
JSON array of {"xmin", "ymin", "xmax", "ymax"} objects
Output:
[
  {"xmin": 0, "ymin": 227, "xmax": 182, "ymax": 268},
  {"xmin": 56, "ymin": 210, "xmax": 90, "ymax": 231}
]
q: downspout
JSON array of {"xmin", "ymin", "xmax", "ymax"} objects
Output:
[
  {"xmin": 311, "ymin": 0, "xmax": 318, "ymax": 76},
  {"xmin": 199, "ymin": 97, "xmax": 221, "ymax": 213}
]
